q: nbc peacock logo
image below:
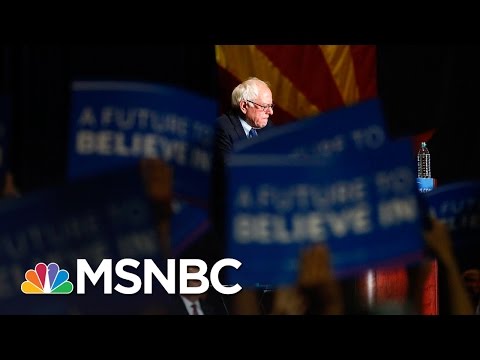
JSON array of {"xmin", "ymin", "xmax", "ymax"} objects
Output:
[{"xmin": 21, "ymin": 262, "xmax": 74, "ymax": 294}]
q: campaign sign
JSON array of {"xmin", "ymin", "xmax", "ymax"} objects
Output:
[
  {"xmin": 68, "ymin": 81, "xmax": 216, "ymax": 204},
  {"xmin": 67, "ymin": 81, "xmax": 216, "ymax": 254},
  {"xmin": 226, "ymin": 123, "xmax": 425, "ymax": 287},
  {"xmin": 425, "ymin": 181, "xmax": 480, "ymax": 271},
  {"xmin": 170, "ymin": 198, "xmax": 211, "ymax": 257},
  {"xmin": 0, "ymin": 166, "xmax": 168, "ymax": 314}
]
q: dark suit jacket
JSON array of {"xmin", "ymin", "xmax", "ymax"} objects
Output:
[
  {"xmin": 208, "ymin": 111, "xmax": 273, "ymax": 264},
  {"xmin": 164, "ymin": 294, "xmax": 229, "ymax": 315},
  {"xmin": 213, "ymin": 111, "xmax": 272, "ymax": 164}
]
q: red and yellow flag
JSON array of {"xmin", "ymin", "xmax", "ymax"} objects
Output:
[{"xmin": 215, "ymin": 45, "xmax": 377, "ymax": 124}]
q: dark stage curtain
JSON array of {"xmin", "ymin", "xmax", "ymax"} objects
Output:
[
  {"xmin": 2, "ymin": 44, "xmax": 479, "ymax": 191},
  {"xmin": 1, "ymin": 45, "xmax": 217, "ymax": 192}
]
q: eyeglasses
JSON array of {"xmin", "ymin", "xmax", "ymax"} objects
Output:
[{"xmin": 246, "ymin": 100, "xmax": 275, "ymax": 112}]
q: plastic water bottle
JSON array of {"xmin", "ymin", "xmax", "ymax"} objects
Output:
[{"xmin": 417, "ymin": 141, "xmax": 431, "ymax": 178}]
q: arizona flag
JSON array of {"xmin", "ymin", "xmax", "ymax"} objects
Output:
[{"xmin": 215, "ymin": 45, "xmax": 377, "ymax": 123}]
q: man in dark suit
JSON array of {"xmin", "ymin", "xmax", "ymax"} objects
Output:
[
  {"xmin": 164, "ymin": 291, "xmax": 229, "ymax": 315},
  {"xmin": 207, "ymin": 77, "xmax": 274, "ymax": 268},
  {"xmin": 164, "ymin": 265, "xmax": 229, "ymax": 315},
  {"xmin": 213, "ymin": 77, "xmax": 274, "ymax": 163}
]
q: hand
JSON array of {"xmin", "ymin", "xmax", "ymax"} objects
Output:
[
  {"xmin": 297, "ymin": 244, "xmax": 344, "ymax": 315},
  {"xmin": 140, "ymin": 158, "xmax": 173, "ymax": 204},
  {"xmin": 423, "ymin": 218, "xmax": 456, "ymax": 269},
  {"xmin": 1, "ymin": 172, "xmax": 20, "ymax": 198},
  {"xmin": 298, "ymin": 244, "xmax": 334, "ymax": 288},
  {"xmin": 271, "ymin": 287, "xmax": 308, "ymax": 315}
]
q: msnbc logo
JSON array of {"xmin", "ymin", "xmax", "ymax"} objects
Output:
[{"xmin": 21, "ymin": 262, "xmax": 74, "ymax": 294}]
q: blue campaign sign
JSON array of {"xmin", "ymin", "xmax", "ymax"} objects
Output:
[
  {"xmin": 68, "ymin": 81, "xmax": 217, "ymax": 205},
  {"xmin": 234, "ymin": 98, "xmax": 387, "ymax": 158},
  {"xmin": 0, "ymin": 167, "xmax": 169, "ymax": 314},
  {"xmin": 170, "ymin": 198, "xmax": 210, "ymax": 257},
  {"xmin": 67, "ymin": 81, "xmax": 216, "ymax": 257},
  {"xmin": 225, "ymin": 101, "xmax": 425, "ymax": 287},
  {"xmin": 425, "ymin": 181, "xmax": 480, "ymax": 270}
]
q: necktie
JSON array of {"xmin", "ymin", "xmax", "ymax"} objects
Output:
[
  {"xmin": 249, "ymin": 128, "xmax": 258, "ymax": 138},
  {"xmin": 191, "ymin": 303, "xmax": 199, "ymax": 315}
]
